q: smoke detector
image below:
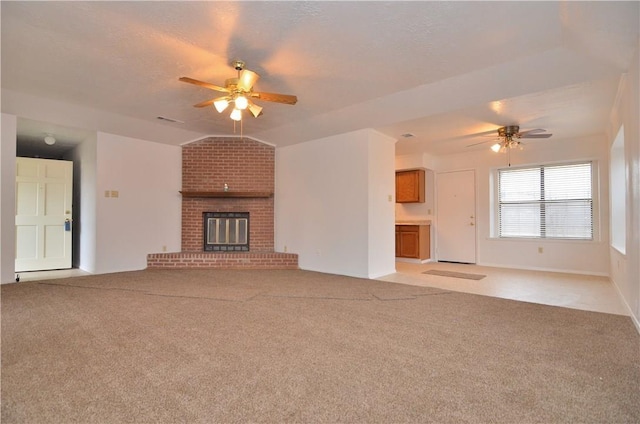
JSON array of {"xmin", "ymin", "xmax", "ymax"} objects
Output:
[{"xmin": 44, "ymin": 134, "xmax": 56, "ymax": 145}]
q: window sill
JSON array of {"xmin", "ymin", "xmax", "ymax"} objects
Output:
[
  {"xmin": 486, "ymin": 237, "xmax": 598, "ymax": 244},
  {"xmin": 611, "ymin": 245, "xmax": 626, "ymax": 256}
]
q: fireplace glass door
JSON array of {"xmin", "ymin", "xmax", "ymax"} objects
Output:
[{"xmin": 203, "ymin": 212, "xmax": 249, "ymax": 251}]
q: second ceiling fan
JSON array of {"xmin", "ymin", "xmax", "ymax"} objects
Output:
[
  {"xmin": 467, "ymin": 125, "xmax": 552, "ymax": 152},
  {"xmin": 180, "ymin": 60, "xmax": 297, "ymax": 122}
]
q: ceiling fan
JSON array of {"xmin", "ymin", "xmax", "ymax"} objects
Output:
[
  {"xmin": 179, "ymin": 60, "xmax": 297, "ymax": 122},
  {"xmin": 467, "ymin": 125, "xmax": 552, "ymax": 152}
]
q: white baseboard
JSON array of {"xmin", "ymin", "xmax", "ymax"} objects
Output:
[
  {"xmin": 610, "ymin": 278, "xmax": 640, "ymax": 335},
  {"xmin": 395, "ymin": 257, "xmax": 434, "ymax": 264}
]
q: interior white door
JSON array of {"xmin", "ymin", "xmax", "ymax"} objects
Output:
[
  {"xmin": 15, "ymin": 158, "xmax": 73, "ymax": 272},
  {"xmin": 436, "ymin": 170, "xmax": 476, "ymax": 263}
]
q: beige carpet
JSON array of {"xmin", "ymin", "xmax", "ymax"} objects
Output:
[{"xmin": 2, "ymin": 269, "xmax": 639, "ymax": 423}]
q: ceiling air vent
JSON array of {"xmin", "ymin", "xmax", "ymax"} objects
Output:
[
  {"xmin": 400, "ymin": 133, "xmax": 415, "ymax": 138},
  {"xmin": 157, "ymin": 116, "xmax": 184, "ymax": 124}
]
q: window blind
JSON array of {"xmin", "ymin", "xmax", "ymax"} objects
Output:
[{"xmin": 498, "ymin": 162, "xmax": 593, "ymax": 239}]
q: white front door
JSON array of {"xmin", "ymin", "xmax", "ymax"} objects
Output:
[
  {"xmin": 436, "ymin": 170, "xmax": 476, "ymax": 263},
  {"xmin": 15, "ymin": 158, "xmax": 73, "ymax": 272}
]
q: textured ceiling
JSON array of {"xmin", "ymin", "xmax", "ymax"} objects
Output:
[{"xmin": 2, "ymin": 1, "xmax": 638, "ymax": 156}]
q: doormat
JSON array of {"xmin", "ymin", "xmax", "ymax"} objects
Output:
[{"xmin": 422, "ymin": 270, "xmax": 486, "ymax": 280}]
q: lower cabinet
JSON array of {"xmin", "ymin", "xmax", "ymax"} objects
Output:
[{"xmin": 395, "ymin": 225, "xmax": 430, "ymax": 260}]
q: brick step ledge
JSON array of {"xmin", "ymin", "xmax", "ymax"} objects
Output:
[{"xmin": 147, "ymin": 251, "xmax": 298, "ymax": 270}]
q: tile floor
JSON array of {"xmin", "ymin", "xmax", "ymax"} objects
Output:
[
  {"xmin": 14, "ymin": 263, "xmax": 629, "ymax": 316},
  {"xmin": 379, "ymin": 261, "xmax": 629, "ymax": 316},
  {"xmin": 15, "ymin": 268, "xmax": 89, "ymax": 282}
]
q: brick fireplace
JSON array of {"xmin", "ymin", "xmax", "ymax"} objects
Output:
[{"xmin": 147, "ymin": 137, "xmax": 298, "ymax": 270}]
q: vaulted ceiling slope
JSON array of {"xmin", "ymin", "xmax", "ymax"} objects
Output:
[{"xmin": 1, "ymin": 1, "xmax": 638, "ymax": 155}]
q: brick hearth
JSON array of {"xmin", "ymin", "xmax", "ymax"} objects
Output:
[
  {"xmin": 147, "ymin": 252, "xmax": 298, "ymax": 269},
  {"xmin": 147, "ymin": 137, "xmax": 298, "ymax": 270}
]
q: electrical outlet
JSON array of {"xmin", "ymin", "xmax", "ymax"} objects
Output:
[
  {"xmin": 284, "ymin": 245, "xmax": 287, "ymax": 253},
  {"xmin": 162, "ymin": 245, "xmax": 167, "ymax": 252},
  {"xmin": 105, "ymin": 190, "xmax": 110, "ymax": 198},
  {"xmin": 388, "ymin": 195, "xmax": 393, "ymax": 202},
  {"xmin": 538, "ymin": 247, "xmax": 543, "ymax": 254},
  {"xmin": 110, "ymin": 190, "xmax": 119, "ymax": 198}
]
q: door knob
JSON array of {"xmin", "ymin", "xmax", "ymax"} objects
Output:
[{"xmin": 470, "ymin": 222, "xmax": 475, "ymax": 226}]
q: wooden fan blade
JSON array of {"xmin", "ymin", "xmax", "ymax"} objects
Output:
[
  {"xmin": 466, "ymin": 139, "xmax": 495, "ymax": 147},
  {"xmin": 472, "ymin": 130, "xmax": 500, "ymax": 137},
  {"xmin": 238, "ymin": 70, "xmax": 260, "ymax": 91},
  {"xmin": 179, "ymin": 77, "xmax": 229, "ymax": 93},
  {"xmin": 251, "ymin": 92, "xmax": 298, "ymax": 105},
  {"xmin": 517, "ymin": 128, "xmax": 546, "ymax": 136},
  {"xmin": 520, "ymin": 133, "xmax": 552, "ymax": 139},
  {"xmin": 193, "ymin": 99, "xmax": 215, "ymax": 108},
  {"xmin": 193, "ymin": 96, "xmax": 229, "ymax": 108}
]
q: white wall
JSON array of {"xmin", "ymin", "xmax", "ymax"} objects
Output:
[
  {"xmin": 94, "ymin": 132, "xmax": 181, "ymax": 274},
  {"xmin": 367, "ymin": 131, "xmax": 397, "ymax": 278},
  {"xmin": 609, "ymin": 126, "xmax": 626, "ymax": 253},
  {"xmin": 275, "ymin": 129, "xmax": 396, "ymax": 279},
  {"xmin": 1, "ymin": 114, "xmax": 17, "ymax": 284},
  {"xmin": 608, "ymin": 38, "xmax": 640, "ymax": 331},
  {"xmin": 65, "ymin": 134, "xmax": 98, "ymax": 272},
  {"xmin": 397, "ymin": 135, "xmax": 610, "ymax": 276}
]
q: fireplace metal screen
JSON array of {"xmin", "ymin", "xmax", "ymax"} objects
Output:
[{"xmin": 203, "ymin": 212, "xmax": 249, "ymax": 251}]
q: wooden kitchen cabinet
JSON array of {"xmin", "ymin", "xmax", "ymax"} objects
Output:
[
  {"xmin": 396, "ymin": 169, "xmax": 425, "ymax": 203},
  {"xmin": 395, "ymin": 224, "xmax": 430, "ymax": 259}
]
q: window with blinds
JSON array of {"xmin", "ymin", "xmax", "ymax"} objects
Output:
[{"xmin": 498, "ymin": 162, "xmax": 593, "ymax": 239}]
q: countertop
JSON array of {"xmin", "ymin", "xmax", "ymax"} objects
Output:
[{"xmin": 395, "ymin": 220, "xmax": 431, "ymax": 225}]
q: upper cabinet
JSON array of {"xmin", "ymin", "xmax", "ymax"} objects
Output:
[{"xmin": 396, "ymin": 169, "xmax": 425, "ymax": 203}]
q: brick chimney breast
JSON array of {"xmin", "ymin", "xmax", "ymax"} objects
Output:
[{"xmin": 181, "ymin": 137, "xmax": 275, "ymax": 252}]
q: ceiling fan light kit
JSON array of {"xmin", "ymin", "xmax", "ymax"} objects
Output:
[
  {"xmin": 179, "ymin": 59, "xmax": 297, "ymax": 126},
  {"xmin": 214, "ymin": 98, "xmax": 229, "ymax": 113},
  {"xmin": 230, "ymin": 108, "xmax": 242, "ymax": 121},
  {"xmin": 491, "ymin": 140, "xmax": 524, "ymax": 153},
  {"xmin": 235, "ymin": 95, "xmax": 248, "ymax": 110},
  {"xmin": 248, "ymin": 102, "xmax": 263, "ymax": 118}
]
